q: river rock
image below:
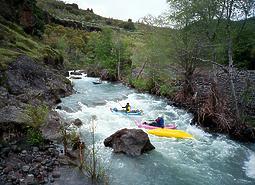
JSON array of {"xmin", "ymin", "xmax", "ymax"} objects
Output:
[
  {"xmin": 104, "ymin": 128, "xmax": 155, "ymax": 156},
  {"xmin": 22, "ymin": 165, "xmax": 30, "ymax": 173},
  {"xmin": 5, "ymin": 56, "xmax": 72, "ymax": 104},
  {"xmin": 72, "ymin": 118, "xmax": 83, "ymax": 127},
  {"xmin": 70, "ymin": 71, "xmax": 82, "ymax": 76},
  {"xmin": 32, "ymin": 147, "xmax": 39, "ymax": 153},
  {"xmin": 26, "ymin": 174, "xmax": 35, "ymax": 185},
  {"xmin": 0, "ymin": 87, "xmax": 8, "ymax": 108},
  {"xmin": 42, "ymin": 111, "xmax": 63, "ymax": 140},
  {"xmin": 52, "ymin": 170, "xmax": 61, "ymax": 178},
  {"xmin": 3, "ymin": 165, "xmax": 13, "ymax": 174}
]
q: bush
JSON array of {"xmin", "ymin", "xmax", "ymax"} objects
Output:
[
  {"xmin": 131, "ymin": 78, "xmax": 152, "ymax": 92},
  {"xmin": 119, "ymin": 20, "xmax": 135, "ymax": 31},
  {"xmin": 23, "ymin": 104, "xmax": 49, "ymax": 129},
  {"xmin": 22, "ymin": 104, "xmax": 49, "ymax": 146},
  {"xmin": 80, "ymin": 115, "xmax": 109, "ymax": 184},
  {"xmin": 26, "ymin": 127, "xmax": 44, "ymax": 145},
  {"xmin": 159, "ymin": 84, "xmax": 177, "ymax": 97}
]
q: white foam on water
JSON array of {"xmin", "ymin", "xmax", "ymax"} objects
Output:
[
  {"xmin": 57, "ymin": 76, "xmax": 255, "ymax": 185},
  {"xmin": 244, "ymin": 151, "xmax": 255, "ymax": 179}
]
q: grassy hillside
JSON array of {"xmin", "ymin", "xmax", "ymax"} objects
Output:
[
  {"xmin": 0, "ymin": 16, "xmax": 61, "ymax": 70},
  {"xmin": 37, "ymin": 0, "xmax": 136, "ymax": 31}
]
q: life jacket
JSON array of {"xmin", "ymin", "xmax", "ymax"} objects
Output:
[
  {"xmin": 127, "ymin": 105, "xmax": 131, "ymax": 112},
  {"xmin": 156, "ymin": 117, "xmax": 164, "ymax": 128}
]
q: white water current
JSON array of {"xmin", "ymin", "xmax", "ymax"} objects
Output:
[{"xmin": 56, "ymin": 73, "xmax": 255, "ymax": 185}]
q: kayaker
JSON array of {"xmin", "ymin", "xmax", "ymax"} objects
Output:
[
  {"xmin": 144, "ymin": 115, "xmax": 165, "ymax": 128},
  {"xmin": 122, "ymin": 103, "xmax": 131, "ymax": 112}
]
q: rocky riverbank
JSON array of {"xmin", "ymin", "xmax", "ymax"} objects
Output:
[
  {"xmin": 0, "ymin": 54, "xmax": 77, "ymax": 184},
  {"xmin": 0, "ymin": 142, "xmax": 61, "ymax": 184},
  {"xmin": 168, "ymin": 70, "xmax": 255, "ymax": 142},
  {"xmin": 0, "ymin": 55, "xmax": 73, "ymax": 142}
]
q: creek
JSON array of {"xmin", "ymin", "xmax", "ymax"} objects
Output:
[{"xmin": 57, "ymin": 74, "xmax": 255, "ymax": 185}]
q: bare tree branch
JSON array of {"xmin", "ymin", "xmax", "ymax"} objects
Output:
[{"xmin": 192, "ymin": 57, "xmax": 229, "ymax": 73}]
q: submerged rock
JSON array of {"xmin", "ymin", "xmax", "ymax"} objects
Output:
[{"xmin": 104, "ymin": 128, "xmax": 155, "ymax": 156}]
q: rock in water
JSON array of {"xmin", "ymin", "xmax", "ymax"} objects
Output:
[
  {"xmin": 72, "ymin": 118, "xmax": 82, "ymax": 127},
  {"xmin": 70, "ymin": 71, "xmax": 82, "ymax": 76},
  {"xmin": 104, "ymin": 128, "xmax": 155, "ymax": 156}
]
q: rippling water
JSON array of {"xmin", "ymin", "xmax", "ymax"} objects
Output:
[{"xmin": 57, "ymin": 74, "xmax": 255, "ymax": 185}]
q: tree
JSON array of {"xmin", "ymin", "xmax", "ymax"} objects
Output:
[
  {"xmin": 167, "ymin": 0, "xmax": 255, "ymax": 122},
  {"xmin": 112, "ymin": 32, "xmax": 131, "ymax": 81},
  {"xmin": 131, "ymin": 16, "xmax": 174, "ymax": 94}
]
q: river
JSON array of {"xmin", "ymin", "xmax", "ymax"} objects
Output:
[{"xmin": 56, "ymin": 73, "xmax": 255, "ymax": 185}]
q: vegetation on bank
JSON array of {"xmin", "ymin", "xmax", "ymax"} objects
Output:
[
  {"xmin": 0, "ymin": 0, "xmax": 254, "ymax": 142},
  {"xmin": 0, "ymin": 15, "xmax": 62, "ymax": 70},
  {"xmin": 3, "ymin": 0, "xmax": 254, "ymax": 131},
  {"xmin": 22, "ymin": 104, "xmax": 49, "ymax": 145},
  {"xmin": 0, "ymin": 0, "xmax": 254, "ymax": 184}
]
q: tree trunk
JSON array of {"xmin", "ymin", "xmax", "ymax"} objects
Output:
[
  {"xmin": 136, "ymin": 61, "xmax": 147, "ymax": 79},
  {"xmin": 227, "ymin": 38, "xmax": 240, "ymax": 121},
  {"xmin": 225, "ymin": 0, "xmax": 240, "ymax": 122}
]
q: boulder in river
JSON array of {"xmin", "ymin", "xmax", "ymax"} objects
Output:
[
  {"xmin": 72, "ymin": 118, "xmax": 83, "ymax": 127},
  {"xmin": 70, "ymin": 71, "xmax": 82, "ymax": 76},
  {"xmin": 104, "ymin": 128, "xmax": 155, "ymax": 156}
]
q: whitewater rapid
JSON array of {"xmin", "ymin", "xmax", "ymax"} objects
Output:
[{"xmin": 56, "ymin": 73, "xmax": 255, "ymax": 185}]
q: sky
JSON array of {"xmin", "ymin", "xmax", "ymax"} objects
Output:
[{"xmin": 64, "ymin": 0, "xmax": 169, "ymax": 22}]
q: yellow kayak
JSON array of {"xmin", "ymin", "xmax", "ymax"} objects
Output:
[{"xmin": 147, "ymin": 128, "xmax": 193, "ymax": 139}]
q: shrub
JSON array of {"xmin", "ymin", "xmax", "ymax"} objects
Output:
[
  {"xmin": 159, "ymin": 84, "xmax": 177, "ymax": 97},
  {"xmin": 131, "ymin": 78, "xmax": 155, "ymax": 92},
  {"xmin": 22, "ymin": 104, "xmax": 49, "ymax": 145},
  {"xmin": 80, "ymin": 115, "xmax": 109, "ymax": 184},
  {"xmin": 119, "ymin": 20, "xmax": 135, "ymax": 31},
  {"xmin": 26, "ymin": 127, "xmax": 44, "ymax": 145},
  {"xmin": 23, "ymin": 104, "xmax": 49, "ymax": 129}
]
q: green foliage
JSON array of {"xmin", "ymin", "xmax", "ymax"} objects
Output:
[
  {"xmin": 80, "ymin": 115, "xmax": 109, "ymax": 184},
  {"xmin": 159, "ymin": 84, "xmax": 177, "ymax": 97},
  {"xmin": 0, "ymin": 18, "xmax": 63, "ymax": 69},
  {"xmin": 166, "ymin": 0, "xmax": 255, "ymax": 70},
  {"xmin": 86, "ymin": 28, "xmax": 132, "ymax": 79},
  {"xmin": 30, "ymin": 0, "xmax": 46, "ymax": 36},
  {"xmin": 23, "ymin": 104, "xmax": 49, "ymax": 129},
  {"xmin": 131, "ymin": 78, "xmax": 153, "ymax": 92},
  {"xmin": 26, "ymin": 127, "xmax": 44, "ymax": 145},
  {"xmin": 119, "ymin": 19, "xmax": 136, "ymax": 31},
  {"xmin": 37, "ymin": 0, "xmax": 135, "ymax": 31},
  {"xmin": 130, "ymin": 24, "xmax": 174, "ymax": 90},
  {"xmin": 233, "ymin": 19, "xmax": 255, "ymax": 69},
  {"xmin": 43, "ymin": 24, "xmax": 88, "ymax": 69},
  {"xmin": 22, "ymin": 104, "xmax": 48, "ymax": 146},
  {"xmin": 59, "ymin": 124, "xmax": 80, "ymax": 155}
]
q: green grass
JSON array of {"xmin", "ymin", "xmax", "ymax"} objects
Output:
[
  {"xmin": 0, "ymin": 16, "xmax": 62, "ymax": 69},
  {"xmin": 37, "ymin": 0, "xmax": 136, "ymax": 31}
]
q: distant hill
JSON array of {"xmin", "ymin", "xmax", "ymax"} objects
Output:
[{"xmin": 37, "ymin": 0, "xmax": 136, "ymax": 31}]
